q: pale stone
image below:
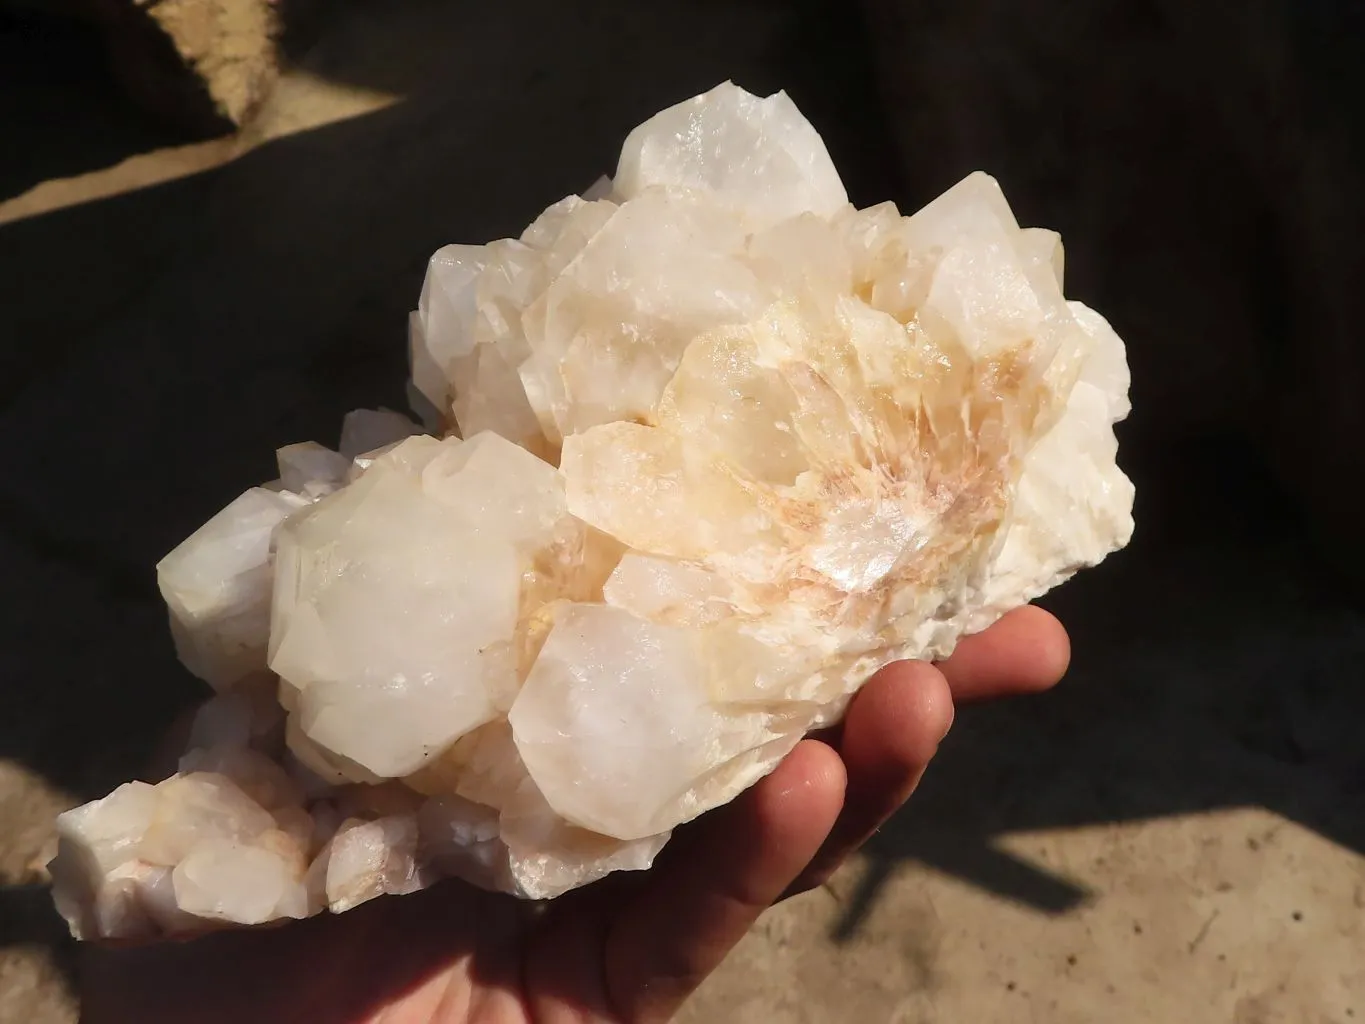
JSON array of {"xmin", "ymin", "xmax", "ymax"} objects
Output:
[
  {"xmin": 410, "ymin": 244, "xmax": 486, "ymax": 424},
  {"xmin": 185, "ymin": 684, "xmax": 284, "ymax": 752},
  {"xmin": 499, "ymin": 778, "xmax": 670, "ymax": 900},
  {"xmin": 276, "ymin": 442, "xmax": 349, "ymax": 498},
  {"xmin": 49, "ymin": 766, "xmax": 320, "ymax": 940},
  {"xmin": 338, "ymin": 408, "xmax": 424, "ymax": 461},
  {"xmin": 126, "ymin": 862, "xmax": 201, "ymax": 935},
  {"xmin": 416, "ymin": 794, "xmax": 513, "ymax": 893},
  {"xmin": 53, "ymin": 82, "xmax": 1133, "ymax": 939},
  {"xmin": 175, "ymin": 747, "xmax": 304, "ymax": 814},
  {"xmin": 521, "ymin": 187, "xmax": 770, "ymax": 441},
  {"xmin": 157, "ymin": 434, "xmax": 362, "ymax": 692},
  {"xmin": 615, "ymin": 81, "xmax": 849, "ymax": 230},
  {"xmin": 509, "ymin": 603, "xmax": 804, "ymax": 841},
  {"xmin": 51, "ymin": 783, "xmax": 157, "ymax": 881},
  {"xmin": 410, "ymin": 722, "xmax": 664, "ymax": 899},
  {"xmin": 320, "ymin": 816, "xmax": 423, "ymax": 912},
  {"xmin": 172, "ymin": 840, "xmax": 303, "ymax": 926},
  {"xmin": 267, "ymin": 433, "xmax": 569, "ymax": 779},
  {"xmin": 139, "ymin": 775, "xmax": 279, "ymax": 867},
  {"xmin": 157, "ymin": 487, "xmax": 303, "ymax": 692}
]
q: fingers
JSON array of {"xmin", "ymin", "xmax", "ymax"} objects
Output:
[
  {"xmin": 937, "ymin": 605, "xmax": 1070, "ymax": 702},
  {"xmin": 783, "ymin": 661, "xmax": 953, "ymax": 898},
  {"xmin": 782, "ymin": 604, "xmax": 1065, "ymax": 899},
  {"xmin": 601, "ymin": 740, "xmax": 846, "ymax": 1023}
]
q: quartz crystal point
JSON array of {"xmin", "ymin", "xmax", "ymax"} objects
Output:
[{"xmin": 50, "ymin": 81, "xmax": 1134, "ymax": 940}]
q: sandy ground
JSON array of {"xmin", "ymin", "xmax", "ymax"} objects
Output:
[{"xmin": 1, "ymin": 3, "xmax": 1362, "ymax": 1022}]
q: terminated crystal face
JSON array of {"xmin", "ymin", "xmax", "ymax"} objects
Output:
[{"xmin": 49, "ymin": 82, "xmax": 1134, "ymax": 940}]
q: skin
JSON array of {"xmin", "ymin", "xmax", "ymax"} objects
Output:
[{"xmin": 80, "ymin": 605, "xmax": 1070, "ymax": 1024}]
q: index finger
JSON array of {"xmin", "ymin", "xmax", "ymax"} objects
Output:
[{"xmin": 936, "ymin": 605, "xmax": 1070, "ymax": 701}]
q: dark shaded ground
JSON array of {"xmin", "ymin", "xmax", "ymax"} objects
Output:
[{"xmin": 1, "ymin": 0, "xmax": 1363, "ymax": 1016}]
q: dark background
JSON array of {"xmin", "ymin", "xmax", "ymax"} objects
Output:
[{"xmin": 1, "ymin": 0, "xmax": 1362, "ymax": 982}]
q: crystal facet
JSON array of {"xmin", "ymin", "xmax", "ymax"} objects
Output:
[{"xmin": 50, "ymin": 81, "xmax": 1133, "ymax": 939}]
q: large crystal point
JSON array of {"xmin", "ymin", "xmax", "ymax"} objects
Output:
[{"xmin": 51, "ymin": 81, "xmax": 1133, "ymax": 939}]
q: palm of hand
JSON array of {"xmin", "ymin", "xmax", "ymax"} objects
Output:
[{"xmin": 80, "ymin": 607, "xmax": 1068, "ymax": 1024}]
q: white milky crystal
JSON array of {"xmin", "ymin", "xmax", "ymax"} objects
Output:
[
  {"xmin": 615, "ymin": 81, "xmax": 849, "ymax": 229},
  {"xmin": 53, "ymin": 82, "xmax": 1134, "ymax": 939},
  {"xmin": 51, "ymin": 782, "xmax": 157, "ymax": 880},
  {"xmin": 509, "ymin": 603, "xmax": 801, "ymax": 841},
  {"xmin": 155, "ymin": 426, "xmax": 380, "ymax": 693},
  {"xmin": 156, "ymin": 487, "xmax": 303, "ymax": 692},
  {"xmin": 416, "ymin": 795, "xmax": 511, "ymax": 891},
  {"xmin": 319, "ymin": 816, "xmax": 423, "ymax": 912},
  {"xmin": 498, "ymin": 780, "xmax": 670, "ymax": 900},
  {"xmin": 185, "ymin": 684, "xmax": 284, "ymax": 752},
  {"xmin": 172, "ymin": 840, "xmax": 302, "ymax": 925},
  {"xmin": 338, "ymin": 408, "xmax": 424, "ymax": 461},
  {"xmin": 276, "ymin": 443, "xmax": 349, "ymax": 498},
  {"xmin": 267, "ymin": 433, "xmax": 569, "ymax": 779},
  {"xmin": 50, "ymin": 764, "xmax": 320, "ymax": 939}
]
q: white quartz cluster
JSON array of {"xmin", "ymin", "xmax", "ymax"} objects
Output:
[{"xmin": 49, "ymin": 82, "xmax": 1133, "ymax": 940}]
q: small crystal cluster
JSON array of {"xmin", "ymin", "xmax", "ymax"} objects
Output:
[{"xmin": 49, "ymin": 82, "xmax": 1134, "ymax": 940}]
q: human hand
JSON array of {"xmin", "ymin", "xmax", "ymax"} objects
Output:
[{"xmin": 78, "ymin": 605, "xmax": 1069, "ymax": 1024}]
